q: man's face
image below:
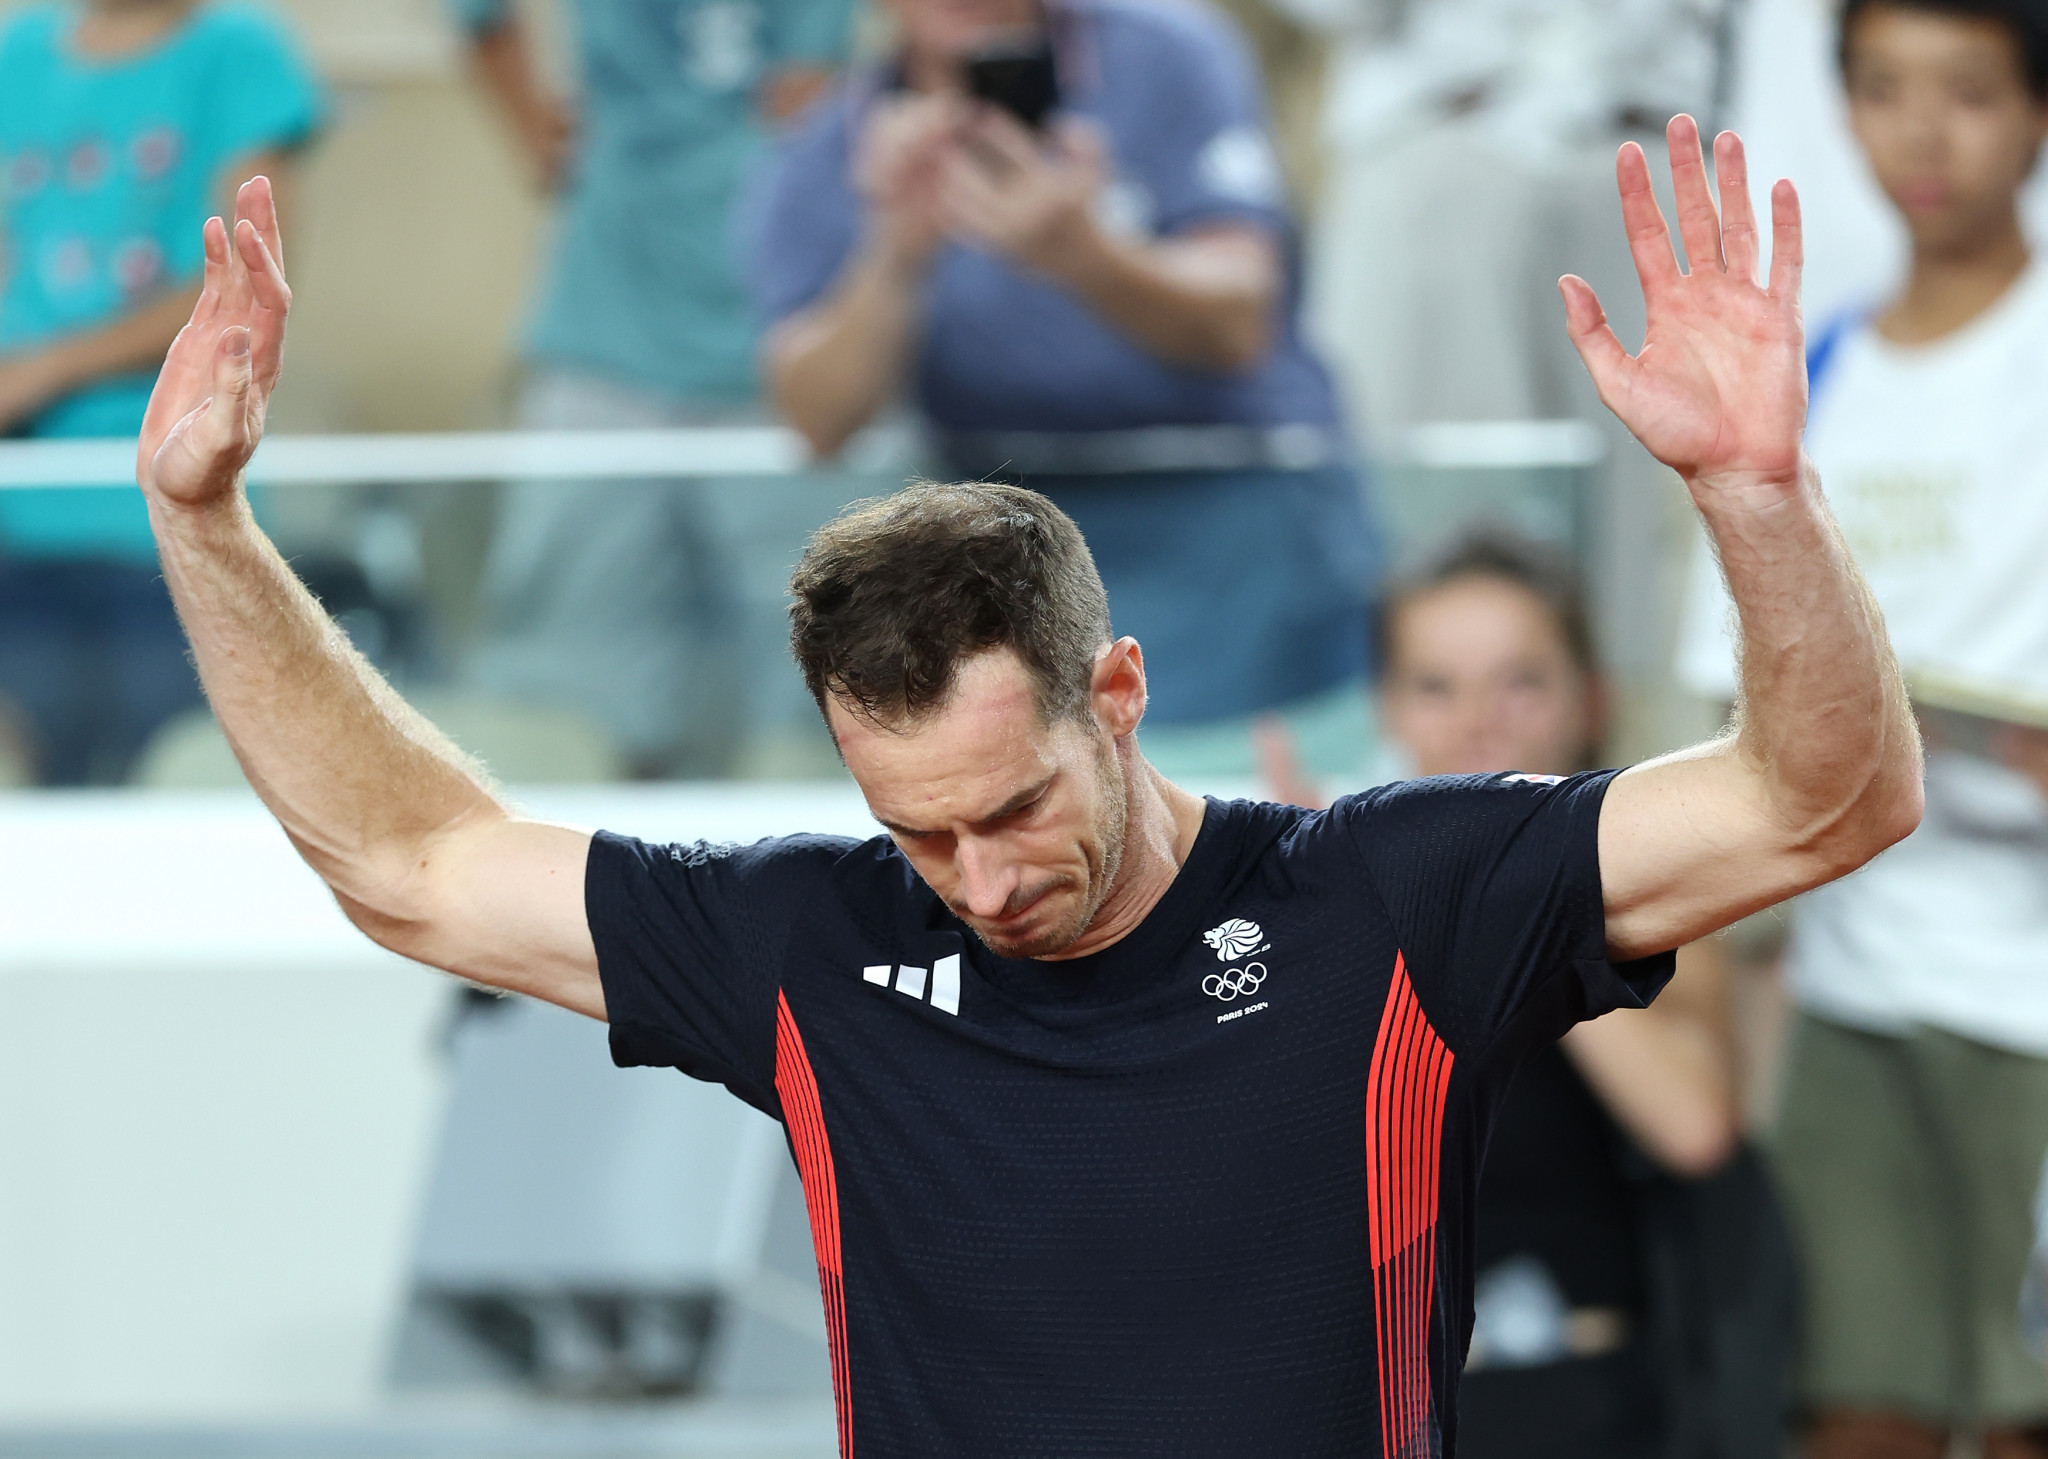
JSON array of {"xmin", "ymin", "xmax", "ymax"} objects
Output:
[
  {"xmin": 1845, "ymin": 5, "xmax": 2048, "ymax": 253},
  {"xmin": 883, "ymin": 0, "xmax": 1042, "ymax": 66},
  {"xmin": 831, "ymin": 648, "xmax": 1129, "ymax": 959},
  {"xmin": 1380, "ymin": 576, "xmax": 1598, "ymax": 780}
]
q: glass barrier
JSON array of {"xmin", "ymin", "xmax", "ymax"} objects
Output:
[{"xmin": 0, "ymin": 425, "xmax": 1598, "ymax": 795}]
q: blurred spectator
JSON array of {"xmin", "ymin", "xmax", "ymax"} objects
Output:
[
  {"xmin": 1725, "ymin": 0, "xmax": 2048, "ymax": 342},
  {"xmin": 1267, "ymin": 530, "xmax": 1794, "ymax": 1459},
  {"xmin": 1204, "ymin": 0, "xmax": 1379, "ymax": 211},
  {"xmin": 2027, "ymin": 1155, "xmax": 2048, "ymax": 1367},
  {"xmin": 744, "ymin": 0, "xmax": 1382, "ymax": 751},
  {"xmin": 1678, "ymin": 1, "xmax": 2048, "ymax": 1455},
  {"xmin": 1311, "ymin": 0, "xmax": 1728, "ymax": 440},
  {"xmin": 0, "ymin": 0, "xmax": 319, "ymax": 783},
  {"xmin": 452, "ymin": 0, "xmax": 857, "ymax": 776}
]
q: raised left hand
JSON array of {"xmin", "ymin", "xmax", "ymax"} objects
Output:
[
  {"xmin": 136, "ymin": 175, "xmax": 290, "ymax": 514},
  {"xmin": 936, "ymin": 111, "xmax": 1105, "ymax": 277},
  {"xmin": 1561, "ymin": 117, "xmax": 1806, "ymax": 502}
]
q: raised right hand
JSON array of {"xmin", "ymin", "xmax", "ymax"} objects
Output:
[
  {"xmin": 1560, "ymin": 117, "xmax": 1806, "ymax": 502},
  {"xmin": 137, "ymin": 175, "xmax": 291, "ymax": 514}
]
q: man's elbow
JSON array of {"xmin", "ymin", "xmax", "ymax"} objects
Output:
[
  {"xmin": 317, "ymin": 807, "xmax": 505, "ymax": 966},
  {"xmin": 325, "ymin": 886, "xmax": 438, "ymax": 973},
  {"xmin": 764, "ymin": 349, "xmax": 855, "ymax": 458},
  {"xmin": 1187, "ymin": 305, "xmax": 1274, "ymax": 373},
  {"xmin": 793, "ymin": 413, "xmax": 853, "ymax": 460},
  {"xmin": 1813, "ymin": 757, "xmax": 1925, "ymax": 881},
  {"xmin": 1875, "ymin": 770, "xmax": 1926, "ymax": 850}
]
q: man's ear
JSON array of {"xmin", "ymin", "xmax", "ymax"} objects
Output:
[{"xmin": 1091, "ymin": 637, "xmax": 1147, "ymax": 738}]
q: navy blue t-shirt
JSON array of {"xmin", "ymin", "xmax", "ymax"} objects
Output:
[{"xmin": 588, "ymin": 769, "xmax": 1673, "ymax": 1458}]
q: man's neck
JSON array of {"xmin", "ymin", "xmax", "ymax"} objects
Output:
[
  {"xmin": 1041, "ymin": 756, "xmax": 1205, "ymax": 961},
  {"xmin": 1880, "ymin": 212, "xmax": 2031, "ymax": 346}
]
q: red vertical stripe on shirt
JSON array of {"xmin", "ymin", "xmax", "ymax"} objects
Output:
[
  {"xmin": 776, "ymin": 990, "xmax": 852, "ymax": 1458},
  {"xmin": 1365, "ymin": 953, "xmax": 1454, "ymax": 1459}
]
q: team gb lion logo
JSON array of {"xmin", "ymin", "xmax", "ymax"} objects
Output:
[{"xmin": 1203, "ymin": 919, "xmax": 1263, "ymax": 961}]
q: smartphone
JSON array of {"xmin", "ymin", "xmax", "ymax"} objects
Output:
[{"xmin": 964, "ymin": 38, "xmax": 1060, "ymax": 129}]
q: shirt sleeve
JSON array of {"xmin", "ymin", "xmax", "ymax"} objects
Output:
[
  {"xmin": 1132, "ymin": 7, "xmax": 1289, "ymax": 236},
  {"xmin": 736, "ymin": 96, "xmax": 862, "ymax": 327},
  {"xmin": 585, "ymin": 830, "xmax": 837, "ymax": 1113},
  {"xmin": 202, "ymin": 8, "xmax": 324, "ymax": 164},
  {"xmin": 764, "ymin": 0, "xmax": 858, "ymax": 68},
  {"xmin": 1333, "ymin": 769, "xmax": 1676, "ymax": 1058}
]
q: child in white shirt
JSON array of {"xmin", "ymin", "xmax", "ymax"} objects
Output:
[{"xmin": 1677, "ymin": 0, "xmax": 2048, "ymax": 1453}]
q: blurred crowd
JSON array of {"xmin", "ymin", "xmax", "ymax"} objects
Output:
[{"xmin": 6, "ymin": 0, "xmax": 2048, "ymax": 1455}]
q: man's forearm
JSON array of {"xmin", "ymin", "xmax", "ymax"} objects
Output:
[
  {"xmin": 1707, "ymin": 459, "xmax": 1920, "ymax": 846},
  {"xmin": 151, "ymin": 489, "xmax": 506, "ymax": 919},
  {"xmin": 1048, "ymin": 224, "xmax": 1276, "ymax": 372},
  {"xmin": 768, "ymin": 242, "xmax": 925, "ymax": 456},
  {"xmin": 1601, "ymin": 460, "xmax": 1920, "ymax": 957}
]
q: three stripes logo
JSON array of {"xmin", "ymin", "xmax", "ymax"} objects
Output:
[{"xmin": 863, "ymin": 954, "xmax": 962, "ymax": 1016}]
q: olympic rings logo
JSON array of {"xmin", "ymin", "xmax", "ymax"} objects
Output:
[{"xmin": 1203, "ymin": 962, "xmax": 1267, "ymax": 1001}]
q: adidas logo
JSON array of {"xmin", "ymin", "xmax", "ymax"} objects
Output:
[{"xmin": 863, "ymin": 954, "xmax": 961, "ymax": 1015}]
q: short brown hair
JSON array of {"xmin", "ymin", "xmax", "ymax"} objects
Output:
[
  {"xmin": 1840, "ymin": 0, "xmax": 2048, "ymax": 96},
  {"xmin": 789, "ymin": 482, "xmax": 1113, "ymax": 729},
  {"xmin": 1374, "ymin": 528, "xmax": 1597, "ymax": 678}
]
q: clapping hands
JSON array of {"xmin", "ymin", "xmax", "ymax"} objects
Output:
[{"xmin": 855, "ymin": 94, "xmax": 1104, "ymax": 279}]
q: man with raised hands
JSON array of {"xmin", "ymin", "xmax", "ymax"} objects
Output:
[{"xmin": 139, "ymin": 121, "xmax": 1916, "ymax": 1458}]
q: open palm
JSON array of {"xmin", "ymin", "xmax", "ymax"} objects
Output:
[
  {"xmin": 1562, "ymin": 118, "xmax": 1805, "ymax": 493},
  {"xmin": 137, "ymin": 176, "xmax": 291, "ymax": 511}
]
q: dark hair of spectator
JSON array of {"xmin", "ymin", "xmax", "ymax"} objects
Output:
[
  {"xmin": 1838, "ymin": 0, "xmax": 2048, "ymax": 95},
  {"xmin": 1373, "ymin": 528, "xmax": 1598, "ymax": 681},
  {"xmin": 789, "ymin": 481, "xmax": 1113, "ymax": 730}
]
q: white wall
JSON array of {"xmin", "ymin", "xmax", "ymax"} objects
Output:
[{"xmin": 0, "ymin": 785, "xmax": 879, "ymax": 1422}]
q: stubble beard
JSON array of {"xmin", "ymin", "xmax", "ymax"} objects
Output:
[{"xmin": 969, "ymin": 737, "xmax": 1130, "ymax": 960}]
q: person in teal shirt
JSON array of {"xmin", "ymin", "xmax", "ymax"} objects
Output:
[
  {"xmin": 451, "ymin": 0, "xmax": 857, "ymax": 777},
  {"xmin": 0, "ymin": 0, "xmax": 320, "ymax": 782},
  {"xmin": 455, "ymin": 0, "xmax": 856, "ymax": 403}
]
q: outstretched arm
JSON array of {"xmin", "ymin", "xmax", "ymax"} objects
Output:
[
  {"xmin": 138, "ymin": 178, "xmax": 603, "ymax": 1017},
  {"xmin": 1569, "ymin": 118, "xmax": 1922, "ymax": 960}
]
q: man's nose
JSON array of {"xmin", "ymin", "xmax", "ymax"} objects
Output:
[{"xmin": 955, "ymin": 835, "xmax": 1022, "ymax": 918}]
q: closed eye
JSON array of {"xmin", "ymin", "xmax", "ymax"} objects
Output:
[{"xmin": 992, "ymin": 793, "xmax": 1046, "ymax": 827}]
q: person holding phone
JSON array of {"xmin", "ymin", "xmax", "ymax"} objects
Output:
[{"xmin": 740, "ymin": 0, "xmax": 1384, "ymax": 767}]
